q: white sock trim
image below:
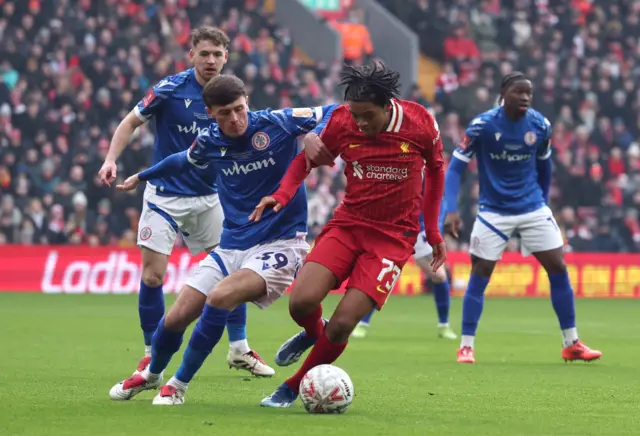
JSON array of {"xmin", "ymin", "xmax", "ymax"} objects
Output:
[
  {"xmin": 230, "ymin": 339, "xmax": 250, "ymax": 355},
  {"xmin": 168, "ymin": 376, "xmax": 189, "ymax": 393},
  {"xmin": 562, "ymin": 327, "xmax": 578, "ymax": 347},
  {"xmin": 460, "ymin": 335, "xmax": 475, "ymax": 348}
]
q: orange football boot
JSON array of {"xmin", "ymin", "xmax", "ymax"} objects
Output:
[
  {"xmin": 562, "ymin": 340, "xmax": 602, "ymax": 362},
  {"xmin": 457, "ymin": 346, "xmax": 475, "ymax": 363}
]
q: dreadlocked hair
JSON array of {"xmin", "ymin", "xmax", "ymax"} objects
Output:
[
  {"xmin": 496, "ymin": 71, "xmax": 528, "ymax": 106},
  {"xmin": 340, "ymin": 60, "xmax": 401, "ymax": 107}
]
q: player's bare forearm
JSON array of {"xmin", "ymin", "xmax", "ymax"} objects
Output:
[
  {"xmin": 106, "ymin": 111, "xmax": 144, "ymax": 162},
  {"xmin": 272, "ymin": 152, "xmax": 311, "ymax": 207},
  {"xmin": 423, "ymin": 164, "xmax": 445, "ymax": 245}
]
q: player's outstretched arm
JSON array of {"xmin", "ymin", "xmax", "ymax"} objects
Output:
[
  {"xmin": 441, "ymin": 156, "xmax": 468, "ymax": 238},
  {"xmin": 302, "ymin": 104, "xmax": 339, "ymax": 169},
  {"xmin": 99, "ymin": 111, "xmax": 145, "ymax": 186},
  {"xmin": 115, "ymin": 151, "xmax": 191, "ymax": 191},
  {"xmin": 536, "ymin": 121, "xmax": 553, "ymax": 204},
  {"xmin": 536, "ymin": 157, "xmax": 552, "ymax": 204},
  {"xmin": 249, "ymin": 151, "xmax": 310, "ymax": 222},
  {"xmin": 302, "ymin": 132, "xmax": 336, "ymax": 171},
  {"xmin": 423, "ymin": 125, "xmax": 446, "ymax": 271}
]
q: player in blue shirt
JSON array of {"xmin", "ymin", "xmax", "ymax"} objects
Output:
[
  {"xmin": 98, "ymin": 27, "xmax": 272, "ymax": 379},
  {"xmin": 108, "ymin": 74, "xmax": 337, "ymax": 405},
  {"xmin": 442, "ymin": 72, "xmax": 602, "ymax": 364},
  {"xmin": 351, "ymin": 207, "xmax": 457, "ymax": 340}
]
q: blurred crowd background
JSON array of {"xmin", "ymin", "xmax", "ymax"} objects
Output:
[{"xmin": 1, "ymin": 0, "xmax": 639, "ymax": 254}]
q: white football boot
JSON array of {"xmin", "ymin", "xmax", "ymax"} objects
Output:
[
  {"xmin": 109, "ymin": 372, "xmax": 162, "ymax": 400},
  {"xmin": 227, "ymin": 347, "xmax": 275, "ymax": 377},
  {"xmin": 152, "ymin": 384, "xmax": 185, "ymax": 405}
]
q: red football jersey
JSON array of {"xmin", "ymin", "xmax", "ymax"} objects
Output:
[{"xmin": 318, "ymin": 99, "xmax": 444, "ymax": 242}]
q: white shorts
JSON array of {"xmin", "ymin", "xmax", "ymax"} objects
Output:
[
  {"xmin": 413, "ymin": 232, "xmax": 433, "ymax": 260},
  {"xmin": 469, "ymin": 205, "xmax": 563, "ymax": 261},
  {"xmin": 186, "ymin": 234, "xmax": 310, "ymax": 309},
  {"xmin": 137, "ymin": 183, "xmax": 224, "ymax": 256}
]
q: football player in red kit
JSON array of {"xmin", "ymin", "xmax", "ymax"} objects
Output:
[{"xmin": 250, "ymin": 61, "xmax": 446, "ymax": 408}]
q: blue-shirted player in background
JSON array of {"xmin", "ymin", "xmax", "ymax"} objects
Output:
[
  {"xmin": 109, "ymin": 74, "xmax": 337, "ymax": 405},
  {"xmin": 98, "ymin": 27, "xmax": 273, "ymax": 378},
  {"xmin": 442, "ymin": 72, "xmax": 602, "ymax": 364},
  {"xmin": 351, "ymin": 209, "xmax": 456, "ymax": 340}
]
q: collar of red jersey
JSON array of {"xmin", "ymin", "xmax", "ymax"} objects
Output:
[{"xmin": 386, "ymin": 98, "xmax": 404, "ymax": 133}]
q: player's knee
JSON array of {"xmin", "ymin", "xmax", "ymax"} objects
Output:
[
  {"xmin": 289, "ymin": 293, "xmax": 316, "ymax": 319},
  {"xmin": 470, "ymin": 256, "xmax": 495, "ymax": 277},
  {"xmin": 141, "ymin": 268, "xmax": 165, "ymax": 288},
  {"xmin": 165, "ymin": 286, "xmax": 206, "ymax": 331},
  {"xmin": 325, "ymin": 315, "xmax": 357, "ymax": 343},
  {"xmin": 538, "ymin": 249, "xmax": 566, "ymax": 275},
  {"xmin": 164, "ymin": 304, "xmax": 196, "ymax": 332},
  {"xmin": 206, "ymin": 285, "xmax": 236, "ymax": 311},
  {"xmin": 431, "ymin": 268, "xmax": 448, "ymax": 284}
]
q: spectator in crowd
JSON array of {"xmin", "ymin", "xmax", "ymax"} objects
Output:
[
  {"xmin": 4, "ymin": 0, "xmax": 640, "ymax": 255},
  {"xmin": 379, "ymin": 0, "xmax": 640, "ymax": 253},
  {"xmin": 330, "ymin": 7, "xmax": 374, "ymax": 66},
  {"xmin": 0, "ymin": 0, "xmax": 341, "ymax": 246}
]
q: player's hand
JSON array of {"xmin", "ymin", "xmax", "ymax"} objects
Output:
[
  {"xmin": 431, "ymin": 242, "xmax": 447, "ymax": 273},
  {"xmin": 443, "ymin": 212, "xmax": 462, "ymax": 238},
  {"xmin": 98, "ymin": 160, "xmax": 117, "ymax": 187},
  {"xmin": 116, "ymin": 174, "xmax": 141, "ymax": 191},
  {"xmin": 249, "ymin": 196, "xmax": 282, "ymax": 222},
  {"xmin": 303, "ymin": 132, "xmax": 335, "ymax": 171}
]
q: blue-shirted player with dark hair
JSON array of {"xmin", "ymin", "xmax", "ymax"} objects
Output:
[
  {"xmin": 442, "ymin": 72, "xmax": 602, "ymax": 364},
  {"xmin": 98, "ymin": 27, "xmax": 273, "ymax": 378},
  {"xmin": 108, "ymin": 74, "xmax": 337, "ymax": 405},
  {"xmin": 352, "ymin": 209, "xmax": 456, "ymax": 340}
]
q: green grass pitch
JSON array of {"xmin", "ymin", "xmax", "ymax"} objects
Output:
[{"xmin": 1, "ymin": 293, "xmax": 638, "ymax": 436}]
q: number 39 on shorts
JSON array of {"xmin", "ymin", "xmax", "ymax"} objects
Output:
[{"xmin": 376, "ymin": 258, "xmax": 402, "ymax": 294}]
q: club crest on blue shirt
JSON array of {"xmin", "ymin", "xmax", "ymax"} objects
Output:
[
  {"xmin": 252, "ymin": 131, "xmax": 270, "ymax": 150},
  {"xmin": 524, "ymin": 131, "xmax": 537, "ymax": 146}
]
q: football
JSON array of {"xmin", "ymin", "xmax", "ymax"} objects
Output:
[{"xmin": 299, "ymin": 364, "xmax": 354, "ymax": 414}]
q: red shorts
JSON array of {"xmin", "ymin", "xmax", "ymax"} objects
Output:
[{"xmin": 305, "ymin": 224, "xmax": 414, "ymax": 309}]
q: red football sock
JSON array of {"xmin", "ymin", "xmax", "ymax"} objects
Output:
[
  {"xmin": 290, "ymin": 304, "xmax": 324, "ymax": 340},
  {"xmin": 285, "ymin": 331, "xmax": 348, "ymax": 393}
]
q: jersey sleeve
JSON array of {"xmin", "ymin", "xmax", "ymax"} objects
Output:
[
  {"xmin": 186, "ymin": 126, "xmax": 216, "ymax": 169},
  {"xmin": 422, "ymin": 113, "xmax": 444, "ymax": 171},
  {"xmin": 421, "ymin": 112, "xmax": 445, "ymax": 240},
  {"xmin": 268, "ymin": 104, "xmax": 338, "ymax": 137},
  {"xmin": 537, "ymin": 116, "xmax": 553, "ymax": 160},
  {"xmin": 453, "ymin": 116, "xmax": 485, "ymax": 162},
  {"xmin": 133, "ymin": 77, "xmax": 176, "ymax": 122},
  {"xmin": 317, "ymin": 107, "xmax": 349, "ymax": 157}
]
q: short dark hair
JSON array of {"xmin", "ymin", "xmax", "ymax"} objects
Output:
[
  {"xmin": 202, "ymin": 75, "xmax": 246, "ymax": 107},
  {"xmin": 498, "ymin": 71, "xmax": 528, "ymax": 105},
  {"xmin": 191, "ymin": 26, "xmax": 230, "ymax": 49},
  {"xmin": 340, "ymin": 60, "xmax": 401, "ymax": 107}
]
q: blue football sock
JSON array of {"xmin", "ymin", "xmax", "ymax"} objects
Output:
[
  {"xmin": 148, "ymin": 317, "xmax": 184, "ymax": 375},
  {"xmin": 226, "ymin": 303, "xmax": 247, "ymax": 342},
  {"xmin": 549, "ymin": 271, "xmax": 576, "ymax": 330},
  {"xmin": 360, "ymin": 309, "xmax": 374, "ymax": 325},
  {"xmin": 175, "ymin": 304, "xmax": 230, "ymax": 384},
  {"xmin": 433, "ymin": 281, "xmax": 451, "ymax": 324},
  {"xmin": 138, "ymin": 281, "xmax": 165, "ymax": 346},
  {"xmin": 461, "ymin": 274, "xmax": 490, "ymax": 336}
]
